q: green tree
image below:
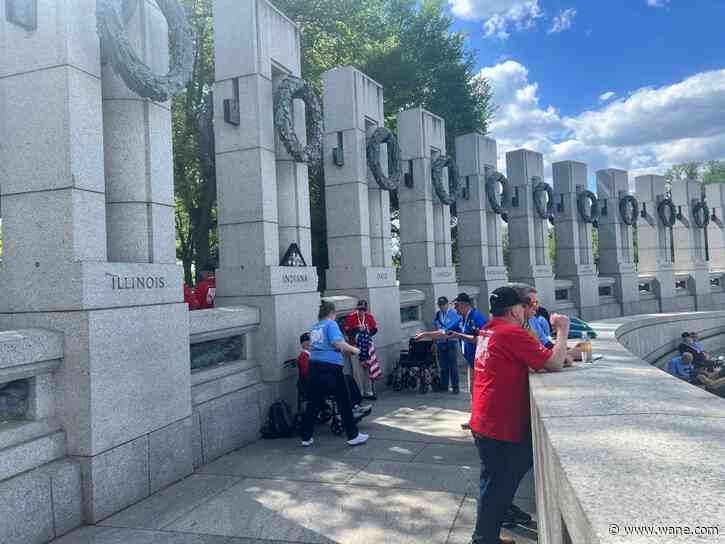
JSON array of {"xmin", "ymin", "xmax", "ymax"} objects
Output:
[
  {"xmin": 702, "ymin": 160, "xmax": 725, "ymax": 185},
  {"xmin": 173, "ymin": 0, "xmax": 216, "ymax": 285}
]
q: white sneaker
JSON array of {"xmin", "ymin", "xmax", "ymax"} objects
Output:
[
  {"xmin": 347, "ymin": 433, "xmax": 369, "ymax": 446},
  {"xmin": 301, "ymin": 438, "xmax": 314, "ymax": 447}
]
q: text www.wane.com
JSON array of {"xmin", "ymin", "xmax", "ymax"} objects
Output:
[{"xmin": 609, "ymin": 524, "xmax": 720, "ymax": 537}]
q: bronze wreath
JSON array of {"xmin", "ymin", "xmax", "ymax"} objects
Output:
[
  {"xmin": 96, "ymin": 0, "xmax": 193, "ymax": 102},
  {"xmin": 533, "ymin": 179, "xmax": 554, "ymax": 220},
  {"xmin": 577, "ymin": 189, "xmax": 600, "ymax": 224},
  {"xmin": 366, "ymin": 127, "xmax": 403, "ymax": 191},
  {"xmin": 485, "ymin": 171, "xmax": 512, "ymax": 215},
  {"xmin": 692, "ymin": 200, "xmax": 710, "ymax": 228},
  {"xmin": 274, "ymin": 76, "xmax": 323, "ymax": 165},
  {"xmin": 431, "ymin": 156, "xmax": 460, "ymax": 206},
  {"xmin": 657, "ymin": 198, "xmax": 677, "ymax": 227},
  {"xmin": 619, "ymin": 195, "xmax": 639, "ymax": 227}
]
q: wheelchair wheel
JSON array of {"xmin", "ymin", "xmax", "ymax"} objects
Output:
[
  {"xmin": 318, "ymin": 404, "xmax": 333, "ymax": 424},
  {"xmin": 392, "ymin": 371, "xmax": 403, "ymax": 392},
  {"xmin": 330, "ymin": 417, "xmax": 345, "ymax": 436}
]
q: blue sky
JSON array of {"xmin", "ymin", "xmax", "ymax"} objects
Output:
[{"xmin": 447, "ymin": 0, "xmax": 725, "ymax": 180}]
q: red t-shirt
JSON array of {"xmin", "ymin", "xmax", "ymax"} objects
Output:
[
  {"xmin": 297, "ymin": 350, "xmax": 310, "ymax": 380},
  {"xmin": 183, "ymin": 284, "xmax": 199, "ymax": 310},
  {"xmin": 196, "ymin": 278, "xmax": 216, "ymax": 309},
  {"xmin": 342, "ymin": 312, "xmax": 378, "ymax": 342},
  {"xmin": 470, "ymin": 318, "xmax": 552, "ymax": 443}
]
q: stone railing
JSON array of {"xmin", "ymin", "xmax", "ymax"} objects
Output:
[
  {"xmin": 530, "ymin": 312, "xmax": 725, "ymax": 543},
  {"xmin": 553, "ymin": 279, "xmax": 575, "ymax": 312},
  {"xmin": 188, "ymin": 306, "xmax": 269, "ymax": 467},
  {"xmin": 0, "ymin": 328, "xmax": 83, "ymax": 541}
]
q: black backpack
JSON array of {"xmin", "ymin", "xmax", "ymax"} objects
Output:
[{"xmin": 261, "ymin": 400, "xmax": 295, "ymax": 439}]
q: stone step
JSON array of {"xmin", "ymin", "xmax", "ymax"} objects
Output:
[{"xmin": 0, "ymin": 426, "xmax": 66, "ymax": 482}]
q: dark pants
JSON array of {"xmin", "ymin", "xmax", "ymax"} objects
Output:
[
  {"xmin": 437, "ymin": 341, "xmax": 460, "ymax": 390},
  {"xmin": 301, "ymin": 361, "xmax": 359, "ymax": 441},
  {"xmin": 473, "ymin": 433, "xmax": 534, "ymax": 544}
]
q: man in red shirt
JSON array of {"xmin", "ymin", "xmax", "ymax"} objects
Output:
[
  {"xmin": 195, "ymin": 266, "xmax": 216, "ymax": 310},
  {"xmin": 471, "ymin": 285, "xmax": 570, "ymax": 544},
  {"xmin": 342, "ymin": 300, "xmax": 379, "ymax": 400}
]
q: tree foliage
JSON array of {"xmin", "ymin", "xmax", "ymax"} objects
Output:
[
  {"xmin": 664, "ymin": 160, "xmax": 725, "ymax": 189},
  {"xmin": 173, "ymin": 0, "xmax": 216, "ymax": 285}
]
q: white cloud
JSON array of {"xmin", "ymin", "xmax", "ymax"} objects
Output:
[
  {"xmin": 449, "ymin": 0, "xmax": 542, "ymax": 39},
  {"xmin": 647, "ymin": 0, "xmax": 669, "ymax": 7},
  {"xmin": 598, "ymin": 91, "xmax": 617, "ymax": 103},
  {"xmin": 478, "ymin": 61, "xmax": 725, "ymax": 182},
  {"xmin": 548, "ymin": 8, "xmax": 577, "ymax": 34}
]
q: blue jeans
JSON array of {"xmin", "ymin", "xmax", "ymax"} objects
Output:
[
  {"xmin": 472, "ymin": 433, "xmax": 533, "ymax": 544},
  {"xmin": 437, "ymin": 341, "xmax": 459, "ymax": 390}
]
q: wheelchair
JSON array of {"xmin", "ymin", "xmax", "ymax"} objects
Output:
[{"xmin": 390, "ymin": 338, "xmax": 441, "ymax": 394}]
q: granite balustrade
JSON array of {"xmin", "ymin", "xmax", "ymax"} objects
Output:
[{"xmin": 530, "ymin": 311, "xmax": 725, "ymax": 544}]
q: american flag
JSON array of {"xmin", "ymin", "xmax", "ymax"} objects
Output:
[{"xmin": 367, "ymin": 341, "xmax": 382, "ymax": 380}]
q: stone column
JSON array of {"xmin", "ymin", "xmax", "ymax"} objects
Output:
[
  {"xmin": 398, "ymin": 107, "xmax": 458, "ymax": 310},
  {"xmin": 455, "ymin": 133, "xmax": 508, "ymax": 313},
  {"xmin": 671, "ymin": 180, "xmax": 711, "ymax": 310},
  {"xmin": 102, "ymin": 1, "xmax": 176, "ymax": 264},
  {"xmin": 553, "ymin": 161, "xmax": 599, "ymax": 319},
  {"xmin": 706, "ymin": 184, "xmax": 725, "ymax": 272},
  {"xmin": 506, "ymin": 149, "xmax": 555, "ymax": 308},
  {"xmin": 635, "ymin": 175, "xmax": 676, "ymax": 312},
  {"xmin": 212, "ymin": 0, "xmax": 319, "ymax": 386},
  {"xmin": 596, "ymin": 169, "xmax": 640, "ymax": 316},
  {"xmin": 0, "ymin": 1, "xmax": 190, "ymax": 522},
  {"xmin": 321, "ymin": 65, "xmax": 401, "ymax": 373}
]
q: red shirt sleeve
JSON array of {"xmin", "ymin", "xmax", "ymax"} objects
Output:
[
  {"xmin": 297, "ymin": 351, "xmax": 310, "ymax": 380},
  {"xmin": 367, "ymin": 314, "xmax": 378, "ymax": 331},
  {"xmin": 507, "ymin": 326, "xmax": 552, "ymax": 370}
]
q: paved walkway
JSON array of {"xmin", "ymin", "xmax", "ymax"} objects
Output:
[{"xmin": 55, "ymin": 390, "xmax": 537, "ymax": 544}]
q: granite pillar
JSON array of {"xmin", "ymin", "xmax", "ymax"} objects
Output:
[
  {"xmin": 552, "ymin": 161, "xmax": 599, "ymax": 319},
  {"xmin": 671, "ymin": 180, "xmax": 711, "ymax": 310},
  {"xmin": 212, "ymin": 0, "xmax": 319, "ymax": 384},
  {"xmin": 321, "ymin": 66, "xmax": 401, "ymax": 374},
  {"xmin": 0, "ymin": 0, "xmax": 191, "ymax": 522},
  {"xmin": 635, "ymin": 175, "xmax": 677, "ymax": 312},
  {"xmin": 596, "ymin": 169, "xmax": 640, "ymax": 316},
  {"xmin": 102, "ymin": 0, "xmax": 176, "ymax": 264},
  {"xmin": 398, "ymin": 107, "xmax": 458, "ymax": 310},
  {"xmin": 506, "ymin": 149, "xmax": 555, "ymax": 308},
  {"xmin": 455, "ymin": 133, "xmax": 508, "ymax": 313},
  {"xmin": 706, "ymin": 184, "xmax": 725, "ymax": 272}
]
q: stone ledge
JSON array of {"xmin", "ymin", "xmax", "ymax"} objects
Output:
[
  {"xmin": 189, "ymin": 305, "xmax": 261, "ymax": 342},
  {"xmin": 0, "ymin": 329, "xmax": 63, "ymax": 370},
  {"xmin": 0, "ymin": 429, "xmax": 66, "ymax": 482}
]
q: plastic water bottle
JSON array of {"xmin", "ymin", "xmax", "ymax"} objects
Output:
[{"xmin": 581, "ymin": 332, "xmax": 593, "ymax": 363}]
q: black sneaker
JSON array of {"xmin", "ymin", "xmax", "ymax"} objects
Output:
[
  {"xmin": 362, "ymin": 394, "xmax": 377, "ymax": 401},
  {"xmin": 502, "ymin": 504, "xmax": 532, "ymax": 526},
  {"xmin": 451, "ymin": 387, "xmax": 460, "ymax": 394}
]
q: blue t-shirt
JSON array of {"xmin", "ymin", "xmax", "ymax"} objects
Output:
[
  {"xmin": 528, "ymin": 316, "xmax": 553, "ymax": 347},
  {"xmin": 432, "ymin": 308, "xmax": 461, "ymax": 344},
  {"xmin": 667, "ymin": 356, "xmax": 693, "ymax": 381},
  {"xmin": 693, "ymin": 341, "xmax": 705, "ymax": 353},
  {"xmin": 460, "ymin": 308, "xmax": 487, "ymax": 366},
  {"xmin": 309, "ymin": 319, "xmax": 344, "ymax": 365}
]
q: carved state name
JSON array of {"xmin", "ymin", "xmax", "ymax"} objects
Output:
[
  {"xmin": 108, "ymin": 275, "xmax": 167, "ymax": 290},
  {"xmin": 283, "ymin": 273, "xmax": 309, "ymax": 284}
]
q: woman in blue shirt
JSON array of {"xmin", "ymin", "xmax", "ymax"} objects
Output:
[{"xmin": 300, "ymin": 300, "xmax": 369, "ymax": 447}]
